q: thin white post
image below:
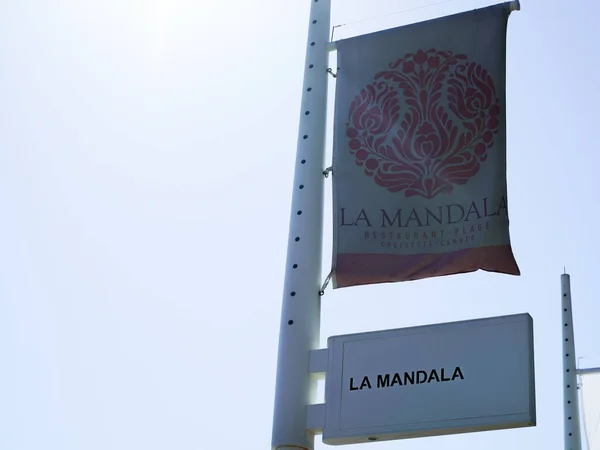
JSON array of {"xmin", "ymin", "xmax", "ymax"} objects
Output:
[
  {"xmin": 562, "ymin": 273, "xmax": 582, "ymax": 450},
  {"xmin": 271, "ymin": 0, "xmax": 331, "ymax": 449}
]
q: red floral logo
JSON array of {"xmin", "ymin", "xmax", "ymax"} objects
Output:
[{"xmin": 346, "ymin": 49, "xmax": 500, "ymax": 198}]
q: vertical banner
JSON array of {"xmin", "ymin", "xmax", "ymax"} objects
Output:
[{"xmin": 332, "ymin": 3, "xmax": 520, "ymax": 289}]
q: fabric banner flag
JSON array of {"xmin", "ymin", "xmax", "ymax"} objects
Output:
[{"xmin": 332, "ymin": 3, "xmax": 520, "ymax": 289}]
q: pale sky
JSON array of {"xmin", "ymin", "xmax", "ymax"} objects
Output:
[{"xmin": 1, "ymin": 1, "xmax": 599, "ymax": 449}]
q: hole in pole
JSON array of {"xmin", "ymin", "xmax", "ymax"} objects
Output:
[{"xmin": 288, "ymin": 320, "xmax": 294, "ymax": 325}]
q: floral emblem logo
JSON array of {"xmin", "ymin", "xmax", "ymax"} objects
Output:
[{"xmin": 346, "ymin": 49, "xmax": 500, "ymax": 199}]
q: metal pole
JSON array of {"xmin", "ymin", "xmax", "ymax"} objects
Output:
[
  {"xmin": 271, "ymin": 0, "xmax": 331, "ymax": 449},
  {"xmin": 562, "ymin": 273, "xmax": 582, "ymax": 450}
]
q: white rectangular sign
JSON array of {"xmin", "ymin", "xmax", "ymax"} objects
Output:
[{"xmin": 323, "ymin": 314, "xmax": 535, "ymax": 445}]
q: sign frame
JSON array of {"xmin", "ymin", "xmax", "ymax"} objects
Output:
[{"xmin": 322, "ymin": 313, "xmax": 536, "ymax": 445}]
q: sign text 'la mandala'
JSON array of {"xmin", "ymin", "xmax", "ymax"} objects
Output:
[
  {"xmin": 341, "ymin": 196, "xmax": 508, "ymax": 249},
  {"xmin": 349, "ymin": 366, "xmax": 465, "ymax": 391},
  {"xmin": 340, "ymin": 196, "xmax": 508, "ymax": 228}
]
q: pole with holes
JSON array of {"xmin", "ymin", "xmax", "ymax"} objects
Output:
[
  {"xmin": 270, "ymin": 0, "xmax": 331, "ymax": 449},
  {"xmin": 562, "ymin": 273, "xmax": 582, "ymax": 450}
]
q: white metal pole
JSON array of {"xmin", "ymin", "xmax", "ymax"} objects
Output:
[
  {"xmin": 562, "ymin": 273, "xmax": 582, "ymax": 450},
  {"xmin": 271, "ymin": 0, "xmax": 331, "ymax": 449}
]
